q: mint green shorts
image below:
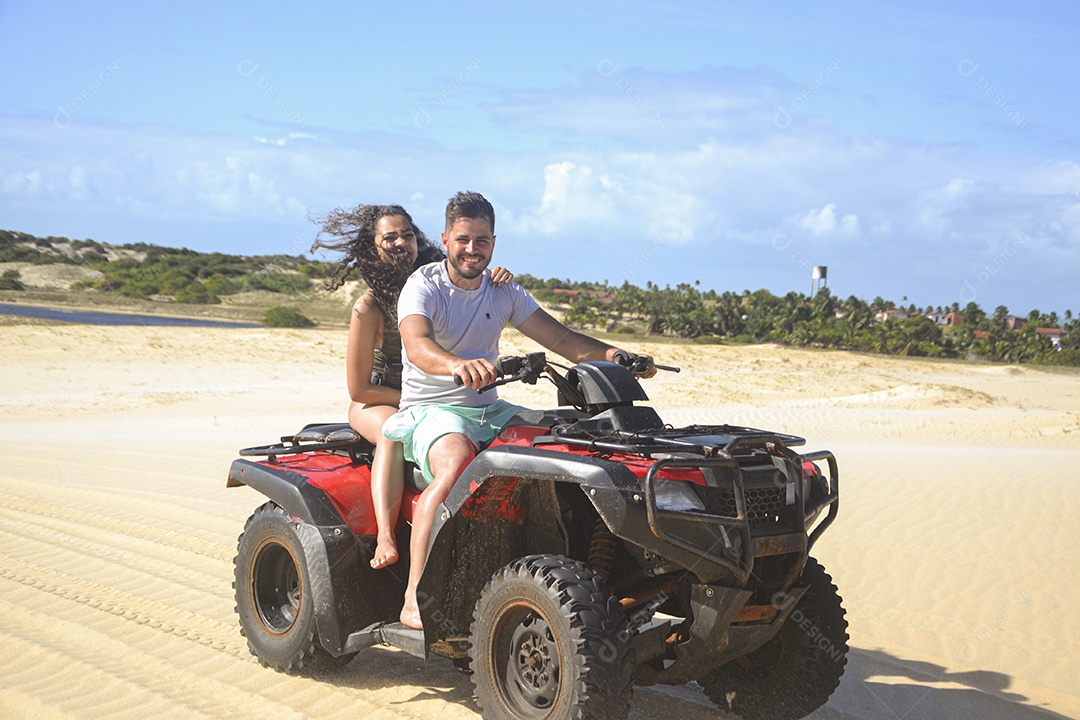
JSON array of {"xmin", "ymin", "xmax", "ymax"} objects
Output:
[{"xmin": 383, "ymin": 400, "xmax": 527, "ymax": 484}]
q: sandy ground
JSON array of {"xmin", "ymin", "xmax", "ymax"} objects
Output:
[{"xmin": 1, "ymin": 322, "xmax": 1078, "ymax": 719}]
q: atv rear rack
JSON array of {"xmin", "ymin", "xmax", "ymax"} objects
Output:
[{"xmin": 238, "ymin": 423, "xmax": 374, "ymax": 465}]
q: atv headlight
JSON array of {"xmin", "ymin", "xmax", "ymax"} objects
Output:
[{"xmin": 653, "ymin": 479, "xmax": 706, "ymax": 512}]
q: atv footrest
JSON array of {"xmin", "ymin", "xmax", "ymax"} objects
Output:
[{"xmin": 342, "ymin": 622, "xmax": 426, "ymax": 659}]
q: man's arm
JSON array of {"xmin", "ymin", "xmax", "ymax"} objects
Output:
[
  {"xmin": 399, "ymin": 314, "xmax": 499, "ymax": 389},
  {"xmin": 517, "ymin": 308, "xmax": 657, "ymax": 378},
  {"xmin": 516, "ymin": 308, "xmax": 620, "ymax": 363}
]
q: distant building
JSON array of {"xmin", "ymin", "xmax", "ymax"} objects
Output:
[
  {"xmin": 945, "ymin": 312, "xmax": 964, "ymax": 326},
  {"xmin": 1036, "ymin": 327, "xmax": 1063, "ymax": 349},
  {"xmin": 1005, "ymin": 316, "xmax": 1026, "ymax": 331},
  {"xmin": 875, "ymin": 309, "xmax": 909, "ymax": 322},
  {"xmin": 926, "ymin": 311, "xmax": 949, "ymax": 325}
]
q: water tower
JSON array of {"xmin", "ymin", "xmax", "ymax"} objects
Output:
[{"xmin": 811, "ymin": 265, "xmax": 827, "ymax": 296}]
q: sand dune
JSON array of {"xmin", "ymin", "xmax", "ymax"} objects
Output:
[{"xmin": 1, "ymin": 324, "xmax": 1077, "ymax": 719}]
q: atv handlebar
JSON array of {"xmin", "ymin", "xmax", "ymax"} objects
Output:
[
  {"xmin": 453, "ymin": 352, "xmax": 548, "ymax": 393},
  {"xmin": 452, "ymin": 350, "xmax": 679, "ymax": 394}
]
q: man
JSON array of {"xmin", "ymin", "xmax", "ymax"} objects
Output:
[{"xmin": 386, "ymin": 190, "xmax": 653, "ymax": 629}]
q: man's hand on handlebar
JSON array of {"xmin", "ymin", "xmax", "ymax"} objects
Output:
[
  {"xmin": 610, "ymin": 349, "xmax": 658, "ymax": 379},
  {"xmin": 450, "ymin": 358, "xmax": 499, "ymax": 389}
]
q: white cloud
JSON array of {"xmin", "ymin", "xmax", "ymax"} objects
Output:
[
  {"xmin": 942, "ymin": 177, "xmax": 974, "ymax": 198},
  {"xmin": 3, "ymin": 61, "xmax": 1079, "ymax": 312},
  {"xmin": 487, "ymin": 65, "xmax": 795, "ymax": 146},
  {"xmin": 252, "ymin": 132, "xmax": 318, "ymax": 146},
  {"xmin": 515, "ymin": 161, "xmax": 621, "ymax": 234},
  {"xmin": 797, "ymin": 203, "xmax": 859, "ymax": 236}
]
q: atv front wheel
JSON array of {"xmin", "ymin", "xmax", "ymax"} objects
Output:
[
  {"xmin": 233, "ymin": 502, "xmax": 344, "ymax": 674},
  {"xmin": 469, "ymin": 554, "xmax": 633, "ymax": 720},
  {"xmin": 699, "ymin": 557, "xmax": 848, "ymax": 720}
]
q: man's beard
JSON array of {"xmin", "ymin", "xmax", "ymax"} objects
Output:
[{"xmin": 448, "ymin": 251, "xmax": 488, "ymax": 280}]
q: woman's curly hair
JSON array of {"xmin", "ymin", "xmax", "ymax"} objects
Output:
[{"xmin": 310, "ymin": 204, "xmax": 439, "ymax": 325}]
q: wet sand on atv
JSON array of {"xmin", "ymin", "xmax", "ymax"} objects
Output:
[{"xmin": 1, "ymin": 323, "xmax": 1077, "ymax": 720}]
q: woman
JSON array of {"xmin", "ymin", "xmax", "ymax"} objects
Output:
[{"xmin": 311, "ymin": 204, "xmax": 511, "ymax": 569}]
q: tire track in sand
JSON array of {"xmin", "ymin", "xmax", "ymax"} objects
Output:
[
  {"xmin": 0, "ymin": 594, "xmax": 311, "ymax": 719},
  {"xmin": 0, "ymin": 482, "xmax": 236, "ymax": 563},
  {"xmin": 0, "ymin": 554, "xmax": 242, "ymax": 656},
  {"xmin": 0, "ymin": 507, "xmax": 231, "ymax": 605}
]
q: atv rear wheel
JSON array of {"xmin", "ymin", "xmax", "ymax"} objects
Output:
[
  {"xmin": 469, "ymin": 554, "xmax": 633, "ymax": 720},
  {"xmin": 699, "ymin": 557, "xmax": 848, "ymax": 720},
  {"xmin": 234, "ymin": 502, "xmax": 344, "ymax": 674}
]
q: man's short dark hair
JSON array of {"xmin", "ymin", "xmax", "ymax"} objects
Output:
[{"xmin": 445, "ymin": 191, "xmax": 495, "ymax": 233}]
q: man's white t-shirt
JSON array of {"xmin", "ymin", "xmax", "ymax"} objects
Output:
[{"xmin": 397, "ymin": 261, "xmax": 540, "ymax": 410}]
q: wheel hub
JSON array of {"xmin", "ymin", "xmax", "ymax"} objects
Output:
[
  {"xmin": 507, "ymin": 614, "xmax": 559, "ymax": 710},
  {"xmin": 251, "ymin": 539, "xmax": 302, "ymax": 635}
]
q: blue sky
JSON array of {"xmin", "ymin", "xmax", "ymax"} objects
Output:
[{"xmin": 2, "ymin": 1, "xmax": 1077, "ymax": 315}]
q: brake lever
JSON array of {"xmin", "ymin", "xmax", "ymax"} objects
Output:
[
  {"xmin": 612, "ymin": 350, "xmax": 680, "ymax": 376},
  {"xmin": 476, "ymin": 374, "xmax": 517, "ymax": 394}
]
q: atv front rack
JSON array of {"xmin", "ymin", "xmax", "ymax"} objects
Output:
[
  {"xmin": 643, "ymin": 449, "xmax": 838, "ymax": 582},
  {"xmin": 548, "ymin": 425, "xmax": 806, "ymax": 458},
  {"xmin": 547, "ymin": 423, "xmax": 838, "ymax": 582},
  {"xmin": 643, "ymin": 456, "xmax": 754, "ymax": 581},
  {"xmin": 800, "ymin": 449, "xmax": 840, "ymax": 549}
]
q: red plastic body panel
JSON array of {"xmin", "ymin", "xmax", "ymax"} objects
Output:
[
  {"xmin": 252, "ymin": 426, "xmax": 817, "ymax": 536},
  {"xmin": 487, "ymin": 424, "xmax": 549, "ymax": 448},
  {"xmin": 259, "ymin": 452, "xmax": 421, "ymax": 535}
]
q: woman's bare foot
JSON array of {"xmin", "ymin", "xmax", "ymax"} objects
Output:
[
  {"xmin": 369, "ymin": 538, "xmax": 399, "ymax": 569},
  {"xmin": 400, "ymin": 597, "xmax": 423, "ymax": 629}
]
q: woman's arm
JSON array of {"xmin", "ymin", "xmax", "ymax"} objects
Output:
[{"xmin": 346, "ymin": 295, "xmax": 403, "ymax": 407}]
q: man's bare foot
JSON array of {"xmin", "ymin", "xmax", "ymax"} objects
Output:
[
  {"xmin": 400, "ymin": 598, "xmax": 423, "ymax": 629},
  {"xmin": 369, "ymin": 538, "xmax": 399, "ymax": 569}
]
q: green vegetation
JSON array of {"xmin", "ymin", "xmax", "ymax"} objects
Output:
[
  {"xmin": 516, "ymin": 275, "xmax": 1077, "ymax": 367},
  {"xmin": 1, "ymin": 230, "xmax": 1074, "ymax": 364},
  {"xmin": 0, "ymin": 269, "xmax": 24, "ymax": 291},
  {"xmin": 263, "ymin": 306, "xmax": 316, "ymax": 328},
  {"xmin": 1, "ymin": 229, "xmax": 329, "ymax": 304}
]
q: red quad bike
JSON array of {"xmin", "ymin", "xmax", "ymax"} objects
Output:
[{"xmin": 228, "ymin": 352, "xmax": 847, "ymax": 720}]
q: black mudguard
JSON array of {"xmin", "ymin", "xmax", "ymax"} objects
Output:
[
  {"xmin": 228, "ymin": 458, "xmax": 405, "ymax": 656},
  {"xmin": 227, "ymin": 459, "xmax": 346, "ymax": 526}
]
